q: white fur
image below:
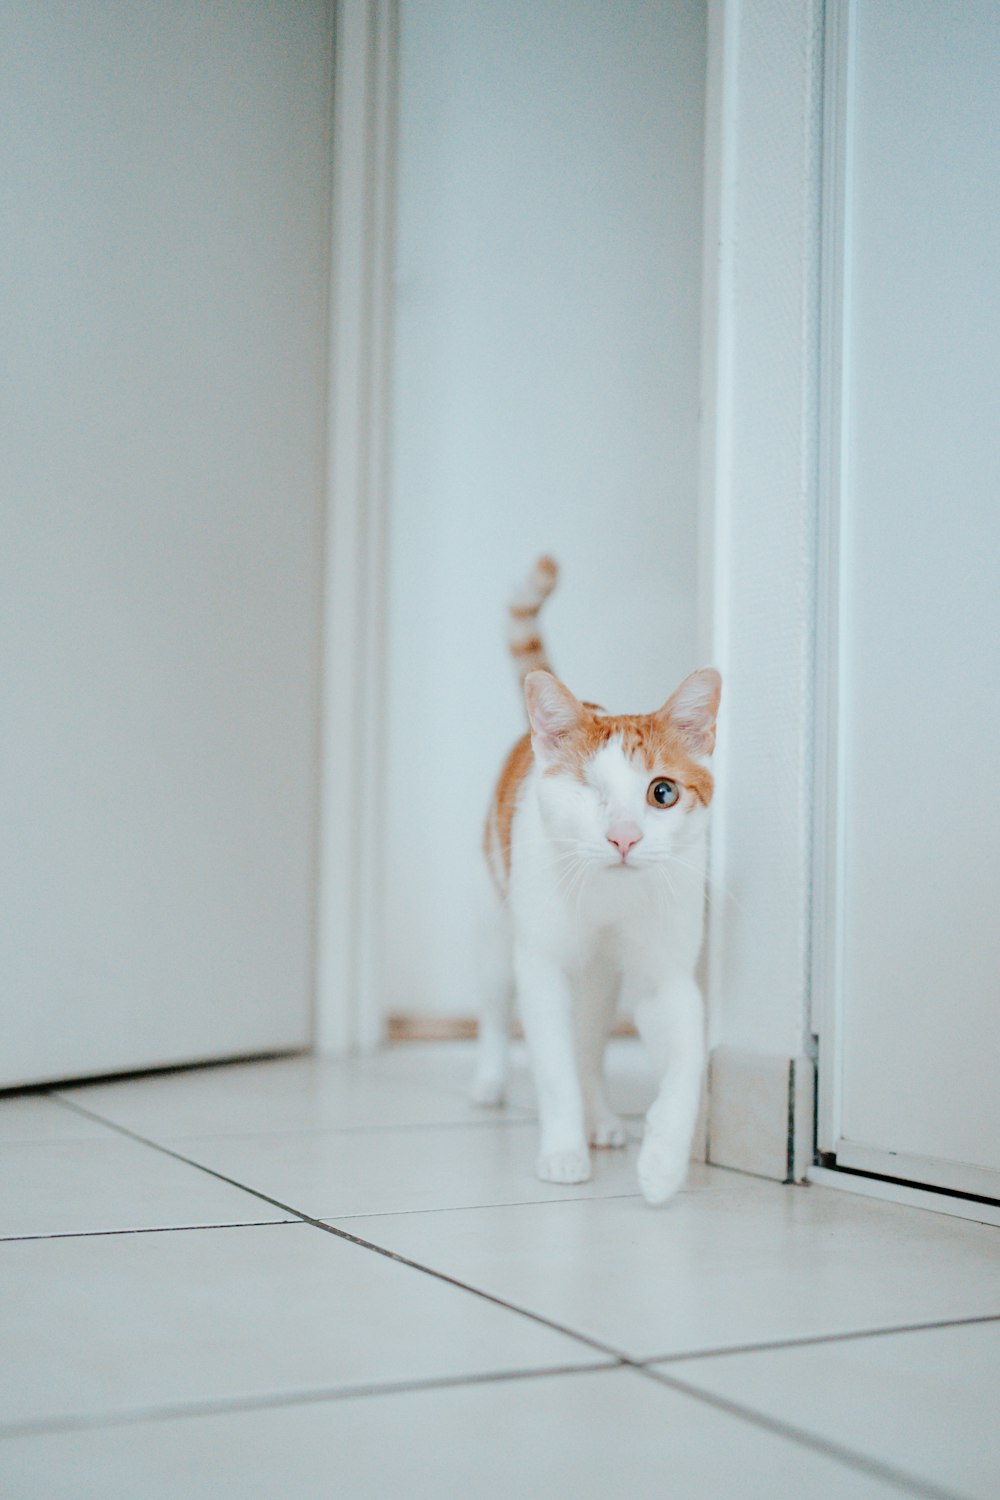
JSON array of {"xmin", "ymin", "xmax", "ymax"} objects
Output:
[{"xmin": 474, "ymin": 731, "xmax": 712, "ymax": 1205}]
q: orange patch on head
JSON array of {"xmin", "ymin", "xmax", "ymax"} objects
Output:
[
  {"xmin": 486, "ymin": 667, "xmax": 721, "ymax": 891},
  {"xmin": 543, "ymin": 710, "xmax": 715, "ymax": 805},
  {"xmin": 529, "ymin": 667, "xmax": 720, "ymax": 805}
]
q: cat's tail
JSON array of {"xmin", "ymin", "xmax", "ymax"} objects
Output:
[{"xmin": 507, "ymin": 555, "xmax": 558, "ymax": 691}]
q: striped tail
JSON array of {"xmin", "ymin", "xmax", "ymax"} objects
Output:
[{"xmin": 507, "ymin": 555, "xmax": 558, "ymax": 691}]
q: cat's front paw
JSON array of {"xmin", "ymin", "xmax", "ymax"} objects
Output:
[
  {"xmin": 537, "ymin": 1146, "xmax": 591, "ymax": 1184},
  {"xmin": 637, "ymin": 1132, "xmax": 688, "ymax": 1205}
]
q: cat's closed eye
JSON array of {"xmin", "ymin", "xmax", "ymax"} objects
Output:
[{"xmin": 647, "ymin": 778, "xmax": 680, "ymax": 809}]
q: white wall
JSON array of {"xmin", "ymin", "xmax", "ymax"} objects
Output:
[
  {"xmin": 0, "ymin": 1, "xmax": 332, "ymax": 1084},
  {"xmin": 384, "ymin": 0, "xmax": 707, "ymax": 1017}
]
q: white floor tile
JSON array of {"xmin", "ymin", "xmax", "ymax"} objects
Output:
[
  {"xmin": 0, "ymin": 1368, "xmax": 912, "ymax": 1500},
  {"xmin": 0, "ymin": 1223, "xmax": 600, "ymax": 1431},
  {"xmin": 55, "ymin": 1052, "xmax": 531, "ymax": 1138},
  {"xmin": 0, "ymin": 1094, "xmax": 115, "ymax": 1143},
  {"xmin": 331, "ymin": 1173, "xmax": 1000, "ymax": 1360},
  {"xmin": 371, "ymin": 1038, "xmax": 659, "ymax": 1118},
  {"xmin": 0, "ymin": 1137, "xmax": 287, "ymax": 1239},
  {"xmin": 172, "ymin": 1118, "xmax": 641, "ymax": 1219},
  {"xmin": 7, "ymin": 1045, "xmax": 995, "ymax": 1499},
  {"xmin": 673, "ymin": 1316, "xmax": 1000, "ymax": 1500}
]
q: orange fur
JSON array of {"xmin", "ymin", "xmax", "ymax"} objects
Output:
[
  {"xmin": 484, "ymin": 732, "xmax": 534, "ymax": 892},
  {"xmin": 485, "ymin": 708, "xmax": 714, "ymax": 892},
  {"xmin": 543, "ymin": 709, "xmax": 715, "ymax": 806},
  {"xmin": 507, "ymin": 556, "xmax": 559, "ymax": 690}
]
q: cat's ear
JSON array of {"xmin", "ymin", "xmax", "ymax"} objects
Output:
[
  {"xmin": 658, "ymin": 668, "xmax": 721, "ymax": 757},
  {"xmin": 524, "ymin": 671, "xmax": 587, "ymax": 762}
]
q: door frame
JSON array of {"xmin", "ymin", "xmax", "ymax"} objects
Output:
[
  {"xmin": 315, "ymin": 0, "xmax": 398, "ymax": 1055},
  {"xmin": 811, "ymin": 0, "xmax": 854, "ymax": 1160},
  {"xmin": 810, "ymin": 0, "xmax": 1000, "ymax": 1206}
]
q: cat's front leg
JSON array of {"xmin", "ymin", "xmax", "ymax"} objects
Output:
[
  {"xmin": 514, "ymin": 943, "xmax": 590, "ymax": 1184},
  {"xmin": 633, "ymin": 975, "xmax": 705, "ymax": 1205}
]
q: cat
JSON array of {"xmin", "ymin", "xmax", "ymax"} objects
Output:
[{"xmin": 473, "ymin": 557, "xmax": 721, "ymax": 1205}]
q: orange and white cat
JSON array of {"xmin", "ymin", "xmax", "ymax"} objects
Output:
[{"xmin": 474, "ymin": 558, "xmax": 721, "ymax": 1205}]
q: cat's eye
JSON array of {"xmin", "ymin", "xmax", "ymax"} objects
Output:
[{"xmin": 647, "ymin": 778, "xmax": 680, "ymax": 809}]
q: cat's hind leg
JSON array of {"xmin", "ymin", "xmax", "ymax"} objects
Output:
[
  {"xmin": 575, "ymin": 957, "xmax": 627, "ymax": 1148},
  {"xmin": 470, "ymin": 905, "xmax": 513, "ymax": 1107}
]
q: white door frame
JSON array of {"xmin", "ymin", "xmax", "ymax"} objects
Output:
[
  {"xmin": 315, "ymin": 0, "xmax": 398, "ymax": 1055},
  {"xmin": 697, "ymin": 0, "xmax": 823, "ymax": 1182},
  {"xmin": 811, "ymin": 0, "xmax": 1000, "ymax": 1206},
  {"xmin": 811, "ymin": 0, "xmax": 855, "ymax": 1158}
]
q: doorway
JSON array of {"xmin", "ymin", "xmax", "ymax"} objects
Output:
[{"xmin": 381, "ymin": 0, "xmax": 709, "ymax": 1033}]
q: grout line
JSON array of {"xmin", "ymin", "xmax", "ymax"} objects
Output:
[
  {"xmin": 45, "ymin": 1088, "xmax": 540, "ymax": 1138},
  {"xmin": 636, "ymin": 1365, "xmax": 964, "ymax": 1500},
  {"xmin": 0, "ymin": 1360, "xmax": 621, "ymax": 1442},
  {"xmin": 31, "ymin": 1098, "xmax": 995, "ymax": 1374},
  {"xmin": 52, "ymin": 1094, "xmax": 635, "ymax": 1365},
  {"xmin": 143, "ymin": 1112, "xmax": 646, "ymax": 1144},
  {"xmin": 292, "ymin": 1219, "xmax": 630, "ymax": 1363},
  {"xmin": 0, "ymin": 1194, "xmax": 645, "ymax": 1244},
  {"xmin": 0, "ymin": 1219, "xmax": 299, "ymax": 1245},
  {"xmin": 638, "ymin": 1310, "xmax": 1000, "ymax": 1367},
  {"xmin": 24, "ymin": 1098, "xmax": 988, "ymax": 1384},
  {"xmin": 109, "ymin": 1115, "xmax": 542, "ymax": 1145},
  {"xmin": 321, "ymin": 1191, "xmax": 643, "ymax": 1223},
  {"xmin": 8, "ymin": 1093, "xmax": 988, "ymax": 1493}
]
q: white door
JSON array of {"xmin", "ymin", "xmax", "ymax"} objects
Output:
[
  {"xmin": 0, "ymin": 2, "xmax": 332, "ymax": 1086},
  {"xmin": 817, "ymin": 0, "xmax": 1000, "ymax": 1200}
]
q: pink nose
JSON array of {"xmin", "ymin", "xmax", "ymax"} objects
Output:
[{"xmin": 607, "ymin": 820, "xmax": 643, "ymax": 858}]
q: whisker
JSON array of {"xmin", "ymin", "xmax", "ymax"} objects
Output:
[
  {"xmin": 665, "ymin": 855, "xmax": 743, "ymax": 913},
  {"xmin": 552, "ymin": 858, "xmax": 585, "ymax": 900}
]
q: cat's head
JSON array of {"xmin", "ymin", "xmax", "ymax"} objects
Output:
[{"xmin": 523, "ymin": 667, "xmax": 721, "ymax": 871}]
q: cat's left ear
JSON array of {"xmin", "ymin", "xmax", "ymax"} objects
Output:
[
  {"xmin": 657, "ymin": 668, "xmax": 721, "ymax": 757},
  {"xmin": 524, "ymin": 671, "xmax": 587, "ymax": 764}
]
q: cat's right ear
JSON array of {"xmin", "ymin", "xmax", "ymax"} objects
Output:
[{"xmin": 524, "ymin": 671, "xmax": 586, "ymax": 763}]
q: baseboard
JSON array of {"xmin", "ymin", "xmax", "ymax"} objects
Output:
[
  {"xmin": 708, "ymin": 1045, "xmax": 815, "ymax": 1182},
  {"xmin": 385, "ymin": 1014, "xmax": 638, "ymax": 1044},
  {"xmin": 386, "ymin": 1015, "xmax": 479, "ymax": 1043}
]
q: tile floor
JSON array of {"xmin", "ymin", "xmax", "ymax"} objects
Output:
[{"xmin": 2, "ymin": 1040, "xmax": 999, "ymax": 1499}]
